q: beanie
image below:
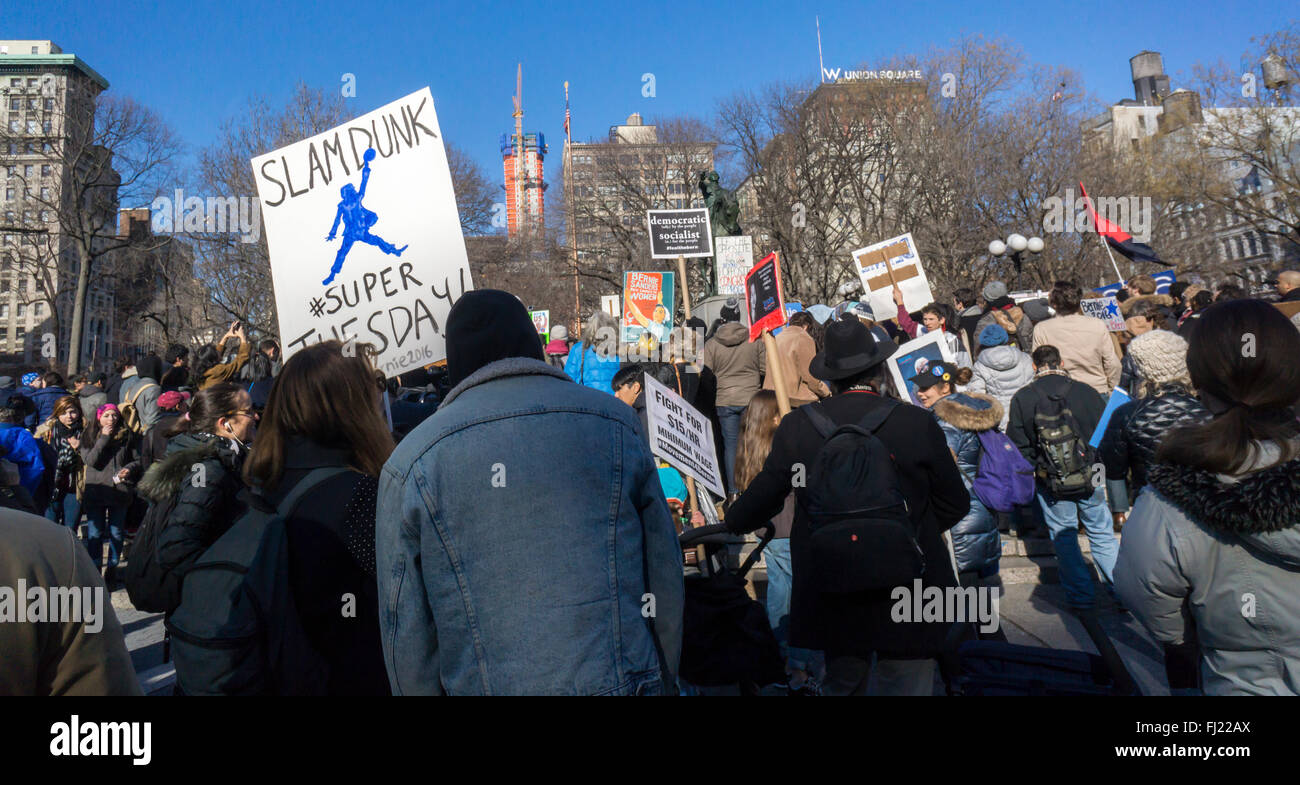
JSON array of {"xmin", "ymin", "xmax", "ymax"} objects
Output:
[
  {"xmin": 982, "ymin": 281, "xmax": 1008, "ymax": 301},
  {"xmin": 445, "ymin": 289, "xmax": 546, "ymax": 387},
  {"xmin": 550, "ymin": 324, "xmax": 568, "ymax": 342},
  {"xmin": 978, "ymin": 323, "xmax": 1009, "ymax": 347},
  {"xmin": 719, "ymin": 297, "xmax": 741, "ymax": 323},
  {"xmin": 1127, "ymin": 329, "xmax": 1189, "ymax": 387}
]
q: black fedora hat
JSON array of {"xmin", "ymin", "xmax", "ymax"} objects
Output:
[{"xmin": 810, "ymin": 315, "xmax": 897, "ymax": 381}]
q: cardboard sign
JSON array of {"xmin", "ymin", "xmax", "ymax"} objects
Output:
[
  {"xmin": 622, "ymin": 271, "xmax": 675, "ymax": 345},
  {"xmin": 251, "ymin": 87, "xmax": 472, "ymax": 378},
  {"xmin": 600, "ymin": 294, "xmax": 621, "ymax": 318},
  {"xmin": 530, "ymin": 309, "xmax": 550, "ymax": 335},
  {"xmin": 886, "ymin": 331, "xmax": 957, "ymax": 406},
  {"xmin": 646, "ymin": 208, "xmax": 713, "ymax": 259},
  {"xmin": 745, "ymin": 252, "xmax": 786, "ymax": 342},
  {"xmin": 643, "ymin": 373, "xmax": 726, "ymax": 499},
  {"xmin": 714, "ymin": 235, "xmax": 754, "ymax": 296},
  {"xmin": 1080, "ymin": 296, "xmax": 1126, "ymax": 331},
  {"xmin": 851, "ymin": 232, "xmax": 933, "ymax": 322}
]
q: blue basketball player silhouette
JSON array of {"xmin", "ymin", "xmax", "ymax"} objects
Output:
[{"xmin": 323, "ymin": 148, "xmax": 407, "ymax": 285}]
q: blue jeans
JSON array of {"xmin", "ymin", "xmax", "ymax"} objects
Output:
[
  {"xmin": 717, "ymin": 405, "xmax": 746, "ymax": 494},
  {"xmin": 84, "ymin": 503, "xmax": 128, "ymax": 572},
  {"xmin": 763, "ymin": 538, "xmax": 821, "ymax": 674},
  {"xmin": 46, "ymin": 491, "xmax": 81, "ymax": 531},
  {"xmin": 1037, "ymin": 486, "xmax": 1118, "ymax": 607}
]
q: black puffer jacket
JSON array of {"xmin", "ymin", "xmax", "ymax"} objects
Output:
[
  {"xmin": 1100, "ymin": 382, "xmax": 1210, "ymax": 499},
  {"xmin": 137, "ymin": 431, "xmax": 247, "ymax": 577}
]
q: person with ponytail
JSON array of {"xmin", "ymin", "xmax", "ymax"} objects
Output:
[
  {"xmin": 137, "ymin": 382, "xmax": 256, "ymax": 579},
  {"xmin": 1115, "ymin": 299, "xmax": 1300, "ymax": 695}
]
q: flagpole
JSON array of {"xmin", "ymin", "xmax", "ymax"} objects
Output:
[
  {"xmin": 566, "ymin": 80, "xmax": 580, "ymax": 339},
  {"xmin": 1080, "ymin": 183, "xmax": 1126, "ymax": 284}
]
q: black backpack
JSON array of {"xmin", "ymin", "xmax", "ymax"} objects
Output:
[
  {"xmin": 1032, "ymin": 388, "xmax": 1094, "ymax": 499},
  {"xmin": 166, "ymin": 467, "xmax": 346, "ymax": 696},
  {"xmin": 123, "ymin": 493, "xmax": 183, "ymax": 614},
  {"xmin": 800, "ymin": 401, "xmax": 924, "ymax": 593}
]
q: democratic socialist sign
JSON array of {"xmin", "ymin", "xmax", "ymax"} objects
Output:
[
  {"xmin": 622, "ymin": 271, "xmax": 675, "ymax": 345},
  {"xmin": 851, "ymin": 232, "xmax": 934, "ymax": 321},
  {"xmin": 647, "ymin": 208, "xmax": 713, "ymax": 259},
  {"xmin": 251, "ymin": 87, "xmax": 472, "ymax": 378},
  {"xmin": 1080, "ymin": 296, "xmax": 1126, "ymax": 331},
  {"xmin": 714, "ymin": 235, "xmax": 754, "ymax": 296},
  {"xmin": 643, "ymin": 373, "xmax": 726, "ymax": 499},
  {"xmin": 745, "ymin": 252, "xmax": 786, "ymax": 342}
]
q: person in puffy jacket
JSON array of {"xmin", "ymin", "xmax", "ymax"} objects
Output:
[
  {"xmin": 564, "ymin": 310, "xmax": 621, "ymax": 393},
  {"xmin": 136, "ymin": 383, "xmax": 254, "ymax": 581},
  {"xmin": 1115, "ymin": 300, "xmax": 1300, "ymax": 695},
  {"xmin": 700, "ymin": 298, "xmax": 766, "ymax": 495},
  {"xmin": 1100, "ymin": 329, "xmax": 1210, "ymax": 525},
  {"xmin": 913, "ymin": 362, "xmax": 1002, "ymax": 585},
  {"xmin": 77, "ymin": 404, "xmax": 142, "ymax": 586},
  {"xmin": 967, "ymin": 324, "xmax": 1033, "ymax": 430}
]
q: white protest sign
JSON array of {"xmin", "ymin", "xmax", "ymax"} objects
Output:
[
  {"xmin": 851, "ymin": 232, "xmax": 933, "ymax": 322},
  {"xmin": 714, "ymin": 235, "xmax": 753, "ymax": 296},
  {"xmin": 643, "ymin": 373, "xmax": 725, "ymax": 498},
  {"xmin": 251, "ymin": 87, "xmax": 472, "ymax": 378},
  {"xmin": 530, "ymin": 309, "xmax": 550, "ymax": 335},
  {"xmin": 1081, "ymin": 296, "xmax": 1126, "ymax": 331},
  {"xmin": 601, "ymin": 294, "xmax": 620, "ymax": 317}
]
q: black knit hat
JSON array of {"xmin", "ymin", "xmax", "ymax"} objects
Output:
[{"xmin": 445, "ymin": 290, "xmax": 545, "ymax": 386}]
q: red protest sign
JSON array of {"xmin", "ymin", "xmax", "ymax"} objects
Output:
[{"xmin": 745, "ymin": 252, "xmax": 786, "ymax": 342}]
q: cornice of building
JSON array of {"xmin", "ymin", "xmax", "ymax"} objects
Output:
[{"xmin": 0, "ymin": 53, "xmax": 109, "ymax": 91}]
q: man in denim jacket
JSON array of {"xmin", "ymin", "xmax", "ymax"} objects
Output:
[{"xmin": 377, "ymin": 290, "xmax": 684, "ymax": 695}]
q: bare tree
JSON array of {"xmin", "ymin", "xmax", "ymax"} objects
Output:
[
  {"xmin": 447, "ymin": 142, "xmax": 497, "ymax": 237},
  {"xmin": 2, "ymin": 88, "xmax": 180, "ymax": 373}
]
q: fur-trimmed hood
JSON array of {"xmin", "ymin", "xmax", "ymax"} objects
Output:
[
  {"xmin": 931, "ymin": 392, "xmax": 1003, "ymax": 432},
  {"xmin": 1119, "ymin": 292, "xmax": 1174, "ymax": 317},
  {"xmin": 1148, "ymin": 458, "xmax": 1300, "ymax": 568},
  {"xmin": 136, "ymin": 432, "xmax": 235, "ymax": 503}
]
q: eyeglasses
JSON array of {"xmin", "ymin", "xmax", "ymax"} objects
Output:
[{"xmin": 228, "ymin": 409, "xmax": 258, "ymax": 420}]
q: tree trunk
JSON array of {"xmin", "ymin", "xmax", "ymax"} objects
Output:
[{"xmin": 66, "ymin": 242, "xmax": 92, "ymax": 376}]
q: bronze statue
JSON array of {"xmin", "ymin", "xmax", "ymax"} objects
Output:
[{"xmin": 698, "ymin": 170, "xmax": 742, "ymax": 239}]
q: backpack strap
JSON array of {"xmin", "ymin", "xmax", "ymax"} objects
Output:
[
  {"xmin": 274, "ymin": 467, "xmax": 351, "ymax": 519},
  {"xmin": 126, "ymin": 381, "xmax": 156, "ymax": 407},
  {"xmin": 804, "ymin": 397, "xmax": 900, "ymax": 440}
]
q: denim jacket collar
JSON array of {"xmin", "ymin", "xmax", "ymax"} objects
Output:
[{"xmin": 440, "ymin": 357, "xmax": 573, "ymax": 409}]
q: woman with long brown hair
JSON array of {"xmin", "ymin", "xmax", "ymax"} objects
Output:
[
  {"xmin": 36, "ymin": 395, "xmax": 84, "ymax": 532},
  {"xmin": 241, "ymin": 340, "xmax": 395, "ymax": 695},
  {"xmin": 78, "ymin": 403, "xmax": 142, "ymax": 585},
  {"xmin": 1116, "ymin": 299, "xmax": 1300, "ymax": 694},
  {"xmin": 733, "ymin": 390, "xmax": 819, "ymax": 693}
]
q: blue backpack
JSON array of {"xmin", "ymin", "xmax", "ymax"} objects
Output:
[{"xmin": 971, "ymin": 430, "xmax": 1036, "ymax": 512}]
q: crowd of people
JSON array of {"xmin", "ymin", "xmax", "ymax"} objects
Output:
[{"xmin": 2, "ymin": 268, "xmax": 1299, "ymax": 697}]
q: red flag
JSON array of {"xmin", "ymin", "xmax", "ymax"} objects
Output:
[{"xmin": 1079, "ymin": 181, "xmax": 1162, "ymax": 264}]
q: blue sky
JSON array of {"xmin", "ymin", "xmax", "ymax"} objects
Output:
[{"xmin": 11, "ymin": 0, "xmax": 1297, "ymax": 195}]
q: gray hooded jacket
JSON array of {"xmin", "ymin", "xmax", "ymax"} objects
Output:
[
  {"xmin": 1115, "ymin": 443, "xmax": 1300, "ymax": 695},
  {"xmin": 967, "ymin": 345, "xmax": 1034, "ymax": 430}
]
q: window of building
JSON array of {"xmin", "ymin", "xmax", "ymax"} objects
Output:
[
  {"xmin": 15, "ymin": 328, "xmax": 24, "ymax": 342},
  {"xmin": 41, "ymin": 165, "xmax": 51, "ymax": 177},
  {"xmin": 8, "ymin": 79, "xmax": 20, "ymax": 88},
  {"xmin": 4, "ymin": 188, "xmax": 12, "ymax": 201},
  {"xmin": 0, "ymin": 304, "xmax": 7, "ymax": 318},
  {"xmin": 16, "ymin": 303, "xmax": 24, "ymax": 317},
  {"xmin": 7, "ymin": 98, "xmax": 18, "ymax": 111},
  {"xmin": 26, "ymin": 78, "xmax": 37, "ymax": 88},
  {"xmin": 0, "ymin": 328, "xmax": 8, "ymax": 341},
  {"xmin": 44, "ymin": 99, "xmax": 54, "ymax": 111}
]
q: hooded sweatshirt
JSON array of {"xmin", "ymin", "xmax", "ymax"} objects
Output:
[
  {"xmin": 700, "ymin": 322, "xmax": 766, "ymax": 407},
  {"xmin": 445, "ymin": 290, "xmax": 546, "ymax": 386}
]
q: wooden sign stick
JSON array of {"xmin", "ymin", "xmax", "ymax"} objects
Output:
[{"xmin": 762, "ymin": 328, "xmax": 792, "ymax": 416}]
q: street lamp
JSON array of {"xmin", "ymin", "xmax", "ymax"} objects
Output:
[{"xmin": 989, "ymin": 233, "xmax": 1044, "ymax": 291}]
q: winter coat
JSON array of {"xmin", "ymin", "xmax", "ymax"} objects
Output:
[
  {"xmin": 160, "ymin": 365, "xmax": 189, "ymax": 392},
  {"xmin": 0, "ymin": 508, "xmax": 141, "ymax": 696},
  {"xmin": 975, "ymin": 306, "xmax": 1034, "ymax": 356},
  {"xmin": 700, "ymin": 322, "xmax": 766, "ymax": 407},
  {"xmin": 761, "ymin": 324, "xmax": 828, "ymax": 406},
  {"xmin": 1115, "ymin": 444, "xmax": 1300, "ymax": 695},
  {"xmin": 119, "ymin": 374, "xmax": 162, "ymax": 429},
  {"xmin": 1119, "ymin": 292, "xmax": 1177, "ymax": 327},
  {"xmin": 37, "ymin": 418, "xmax": 82, "ymax": 494},
  {"xmin": 563, "ymin": 342, "xmax": 621, "ymax": 394},
  {"xmin": 1032, "ymin": 313, "xmax": 1121, "ymax": 396},
  {"xmin": 77, "ymin": 428, "xmax": 141, "ymax": 509},
  {"xmin": 0, "ymin": 422, "xmax": 46, "ymax": 497},
  {"xmin": 141, "ymin": 413, "xmax": 181, "ymax": 473},
  {"xmin": 1006, "ymin": 371, "xmax": 1106, "ymax": 483},
  {"xmin": 1099, "ymin": 382, "xmax": 1210, "ymax": 508},
  {"xmin": 930, "ymin": 392, "xmax": 1003, "ymax": 576},
  {"xmin": 725, "ymin": 390, "xmax": 970, "ymax": 657},
  {"xmin": 77, "ymin": 384, "xmax": 107, "ymax": 424},
  {"xmin": 257, "ymin": 436, "xmax": 390, "ymax": 695},
  {"xmin": 199, "ymin": 338, "xmax": 251, "ymax": 389},
  {"xmin": 967, "ymin": 344, "xmax": 1034, "ymax": 430},
  {"xmin": 29, "ymin": 386, "xmax": 71, "ymax": 425},
  {"xmin": 137, "ymin": 431, "xmax": 247, "ymax": 577}
]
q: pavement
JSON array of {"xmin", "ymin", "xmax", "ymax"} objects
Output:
[{"xmin": 113, "ymin": 527, "xmax": 1169, "ymax": 696}]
